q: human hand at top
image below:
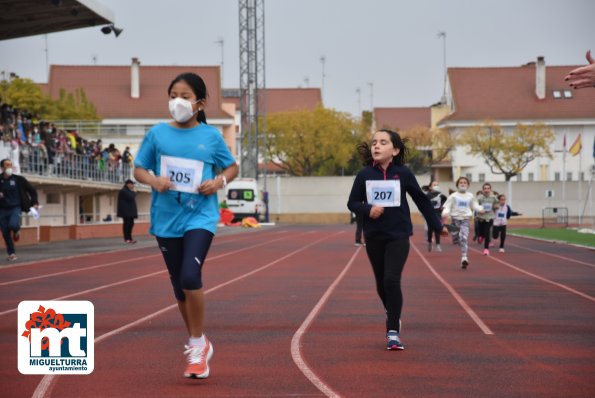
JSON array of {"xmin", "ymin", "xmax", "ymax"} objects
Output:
[
  {"xmin": 198, "ymin": 178, "xmax": 223, "ymax": 196},
  {"xmin": 565, "ymin": 50, "xmax": 595, "ymax": 89},
  {"xmin": 152, "ymin": 176, "xmax": 173, "ymax": 193},
  {"xmin": 369, "ymin": 205, "xmax": 384, "ymax": 219}
]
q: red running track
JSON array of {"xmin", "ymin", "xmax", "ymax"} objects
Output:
[{"xmin": 0, "ymin": 225, "xmax": 594, "ymax": 397}]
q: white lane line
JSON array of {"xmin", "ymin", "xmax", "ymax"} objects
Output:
[
  {"xmin": 506, "ymin": 242, "xmax": 595, "ymax": 269},
  {"xmin": 0, "ymin": 227, "xmax": 287, "ymax": 271},
  {"xmin": 469, "ymin": 247, "xmax": 595, "ymax": 303},
  {"xmin": 32, "ymin": 231, "xmax": 342, "ymax": 398},
  {"xmin": 290, "ymin": 247, "xmax": 361, "ymax": 398},
  {"xmin": 2, "ymin": 229, "xmax": 289, "ymax": 285},
  {"xmin": 411, "ymin": 242, "xmax": 494, "ymax": 335},
  {"xmin": 0, "ymin": 255, "xmax": 160, "ymax": 286},
  {"xmin": 2, "ymin": 232, "xmax": 308, "ymax": 317}
]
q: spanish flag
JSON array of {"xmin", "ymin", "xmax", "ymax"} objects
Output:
[{"xmin": 569, "ymin": 134, "xmax": 582, "ymax": 157}]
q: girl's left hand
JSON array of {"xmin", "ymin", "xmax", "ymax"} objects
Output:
[{"xmin": 198, "ymin": 178, "xmax": 223, "ymax": 196}]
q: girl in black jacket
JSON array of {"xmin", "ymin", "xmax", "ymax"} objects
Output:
[{"xmin": 347, "ymin": 130, "xmax": 442, "ymax": 350}]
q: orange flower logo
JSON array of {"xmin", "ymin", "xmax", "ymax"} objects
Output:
[{"xmin": 21, "ymin": 305, "xmax": 72, "ymax": 350}]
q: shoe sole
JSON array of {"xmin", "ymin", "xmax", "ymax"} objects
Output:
[
  {"xmin": 386, "ymin": 344, "xmax": 405, "ymax": 350},
  {"xmin": 184, "ymin": 343, "xmax": 214, "ymax": 379},
  {"xmin": 461, "ymin": 260, "xmax": 469, "ymax": 269}
]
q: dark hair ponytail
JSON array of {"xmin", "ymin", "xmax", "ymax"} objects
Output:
[
  {"xmin": 357, "ymin": 129, "xmax": 409, "ymax": 167},
  {"xmin": 197, "ymin": 109, "xmax": 207, "ymax": 124},
  {"xmin": 168, "ymin": 72, "xmax": 208, "ymax": 124}
]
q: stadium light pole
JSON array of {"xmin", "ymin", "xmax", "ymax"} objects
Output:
[
  {"xmin": 437, "ymin": 31, "xmax": 447, "ymax": 103},
  {"xmin": 367, "ymin": 82, "xmax": 374, "ymax": 110},
  {"xmin": 44, "ymin": 34, "xmax": 49, "ymax": 82},
  {"xmin": 320, "ymin": 55, "xmax": 326, "ymax": 102},
  {"xmin": 214, "ymin": 37, "xmax": 224, "ymax": 87}
]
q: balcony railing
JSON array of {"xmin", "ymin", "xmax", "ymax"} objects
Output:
[{"xmin": 19, "ymin": 146, "xmax": 132, "ymax": 185}]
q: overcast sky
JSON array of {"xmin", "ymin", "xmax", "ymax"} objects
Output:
[{"xmin": 1, "ymin": 0, "xmax": 594, "ymax": 116}]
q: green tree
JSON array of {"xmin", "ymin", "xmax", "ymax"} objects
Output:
[
  {"xmin": 399, "ymin": 126, "xmax": 457, "ymax": 175},
  {"xmin": 0, "ymin": 78, "xmax": 99, "ymax": 120},
  {"xmin": 0, "ymin": 78, "xmax": 54, "ymax": 117},
  {"xmin": 264, "ymin": 106, "xmax": 359, "ymax": 176},
  {"xmin": 341, "ymin": 110, "xmax": 374, "ymax": 175},
  {"xmin": 459, "ymin": 120, "xmax": 554, "ymax": 202},
  {"xmin": 51, "ymin": 88, "xmax": 99, "ymax": 120}
]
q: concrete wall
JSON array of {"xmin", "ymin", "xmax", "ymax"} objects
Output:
[
  {"xmin": 250, "ymin": 175, "xmax": 594, "ymax": 224},
  {"xmin": 20, "ymin": 175, "xmax": 594, "ymax": 238}
]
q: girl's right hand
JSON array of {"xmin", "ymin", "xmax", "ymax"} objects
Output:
[
  {"xmin": 369, "ymin": 205, "xmax": 384, "ymax": 219},
  {"xmin": 152, "ymin": 176, "xmax": 173, "ymax": 193}
]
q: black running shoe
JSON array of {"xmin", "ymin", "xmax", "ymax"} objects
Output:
[{"xmin": 386, "ymin": 331, "xmax": 404, "ymax": 350}]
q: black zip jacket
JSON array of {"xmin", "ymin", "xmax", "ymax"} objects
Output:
[
  {"xmin": 0, "ymin": 174, "xmax": 38, "ymax": 212},
  {"xmin": 347, "ymin": 163, "xmax": 442, "ymax": 241}
]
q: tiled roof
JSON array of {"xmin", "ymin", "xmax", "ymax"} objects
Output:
[
  {"xmin": 222, "ymin": 88, "xmax": 322, "ymax": 114},
  {"xmin": 374, "ymin": 107, "xmax": 431, "ymax": 131},
  {"xmin": 47, "ymin": 64, "xmax": 232, "ymax": 119},
  {"xmin": 443, "ymin": 63, "xmax": 595, "ymax": 123}
]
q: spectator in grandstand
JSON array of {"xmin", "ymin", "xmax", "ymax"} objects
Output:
[
  {"xmin": 0, "ymin": 158, "xmax": 38, "ymax": 261},
  {"xmin": 442, "ymin": 177, "xmax": 484, "ymax": 269},
  {"xmin": 347, "ymin": 129, "xmax": 442, "ymax": 351},
  {"xmin": 133, "ymin": 72, "xmax": 238, "ymax": 379},
  {"xmin": 117, "ymin": 179, "xmax": 138, "ymax": 244},
  {"xmin": 122, "ymin": 146, "xmax": 133, "ymax": 180},
  {"xmin": 565, "ymin": 50, "xmax": 595, "ymax": 89},
  {"xmin": 492, "ymin": 194, "xmax": 521, "ymax": 253}
]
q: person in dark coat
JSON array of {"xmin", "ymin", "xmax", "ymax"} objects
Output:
[
  {"xmin": 0, "ymin": 158, "xmax": 39, "ymax": 261},
  {"xmin": 117, "ymin": 179, "xmax": 138, "ymax": 243}
]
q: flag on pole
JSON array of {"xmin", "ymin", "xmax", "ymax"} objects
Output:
[{"xmin": 569, "ymin": 134, "xmax": 582, "ymax": 157}]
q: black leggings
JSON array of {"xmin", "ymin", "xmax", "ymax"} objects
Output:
[
  {"xmin": 365, "ymin": 237, "xmax": 410, "ymax": 332},
  {"xmin": 478, "ymin": 219, "xmax": 493, "ymax": 249},
  {"xmin": 123, "ymin": 217, "xmax": 134, "ymax": 241},
  {"xmin": 427, "ymin": 211, "xmax": 441, "ymax": 244},
  {"xmin": 156, "ymin": 229, "xmax": 214, "ymax": 301},
  {"xmin": 492, "ymin": 225, "xmax": 507, "ymax": 248}
]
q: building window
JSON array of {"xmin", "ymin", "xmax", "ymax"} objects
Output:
[
  {"xmin": 580, "ymin": 172, "xmax": 585, "ymax": 181},
  {"xmin": 516, "ymin": 174, "xmax": 522, "ymax": 181},
  {"xmin": 528, "ymin": 172, "xmax": 534, "ymax": 181},
  {"xmin": 567, "ymin": 172, "xmax": 572, "ymax": 181},
  {"xmin": 554, "ymin": 172, "xmax": 560, "ymax": 181},
  {"xmin": 46, "ymin": 193, "xmax": 60, "ymax": 204},
  {"xmin": 478, "ymin": 173, "xmax": 485, "ymax": 182},
  {"xmin": 465, "ymin": 173, "xmax": 472, "ymax": 182}
]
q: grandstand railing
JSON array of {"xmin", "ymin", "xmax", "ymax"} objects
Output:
[
  {"xmin": 19, "ymin": 146, "xmax": 132, "ymax": 185},
  {"xmin": 49, "ymin": 120, "xmax": 151, "ymax": 139}
]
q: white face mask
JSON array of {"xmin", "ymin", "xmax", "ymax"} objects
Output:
[
  {"xmin": 432, "ymin": 186, "xmax": 441, "ymax": 192},
  {"xmin": 3, "ymin": 168, "xmax": 13, "ymax": 177},
  {"xmin": 168, "ymin": 98, "xmax": 198, "ymax": 123},
  {"xmin": 457, "ymin": 186, "xmax": 467, "ymax": 193}
]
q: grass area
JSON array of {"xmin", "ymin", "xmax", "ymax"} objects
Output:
[{"xmin": 510, "ymin": 228, "xmax": 595, "ymax": 248}]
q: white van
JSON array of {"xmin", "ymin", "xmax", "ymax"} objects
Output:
[{"xmin": 225, "ymin": 178, "xmax": 265, "ymax": 221}]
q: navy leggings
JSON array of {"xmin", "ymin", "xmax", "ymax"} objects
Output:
[
  {"xmin": 156, "ymin": 229, "xmax": 214, "ymax": 301},
  {"xmin": 365, "ymin": 237, "xmax": 410, "ymax": 332}
]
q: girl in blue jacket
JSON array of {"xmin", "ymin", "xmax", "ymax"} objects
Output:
[{"xmin": 347, "ymin": 129, "xmax": 442, "ymax": 350}]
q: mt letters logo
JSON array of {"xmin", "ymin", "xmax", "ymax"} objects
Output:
[{"xmin": 18, "ymin": 301, "xmax": 94, "ymax": 374}]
